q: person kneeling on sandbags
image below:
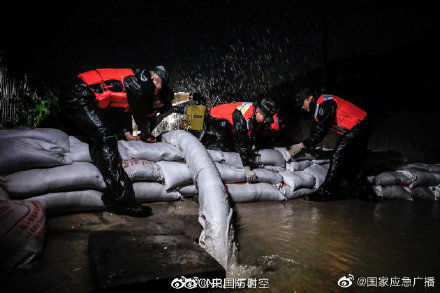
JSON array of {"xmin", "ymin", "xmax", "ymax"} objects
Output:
[
  {"xmin": 203, "ymin": 98, "xmax": 278, "ymax": 182},
  {"xmin": 61, "ymin": 66, "xmax": 171, "ymax": 216},
  {"xmin": 289, "ymin": 88, "xmax": 374, "ymax": 201}
]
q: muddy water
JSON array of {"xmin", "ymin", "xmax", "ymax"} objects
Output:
[{"xmin": 234, "ymin": 200, "xmax": 440, "ymax": 292}]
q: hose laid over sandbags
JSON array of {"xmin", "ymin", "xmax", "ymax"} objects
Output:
[
  {"xmin": 0, "ymin": 128, "xmax": 70, "ymax": 152},
  {"xmin": 28, "ymin": 190, "xmax": 105, "ymax": 214},
  {"xmin": 0, "ymin": 137, "xmax": 72, "ymax": 175},
  {"xmin": 162, "ymin": 130, "xmax": 237, "ymax": 270},
  {"xmin": 0, "ymin": 162, "xmax": 106, "ymax": 198},
  {"xmin": 0, "ymin": 200, "xmax": 46, "ymax": 269},
  {"xmin": 133, "ymin": 182, "xmax": 183, "ymax": 202},
  {"xmin": 226, "ymin": 183, "xmax": 286, "ymax": 202},
  {"xmin": 119, "ymin": 140, "xmax": 183, "ymax": 161}
]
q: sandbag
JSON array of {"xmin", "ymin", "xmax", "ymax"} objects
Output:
[
  {"xmin": 118, "ymin": 141, "xmax": 130, "ymax": 160},
  {"xmin": 405, "ymin": 169, "xmax": 440, "ymax": 188},
  {"xmin": 29, "ymin": 190, "xmax": 105, "ymax": 214},
  {"xmin": 286, "ymin": 160, "xmax": 312, "ymax": 171},
  {"xmin": 280, "ymin": 170, "xmax": 316, "ymax": 190},
  {"xmin": 163, "ymin": 130, "xmax": 237, "ymax": 269},
  {"xmin": 409, "ymin": 186, "xmax": 436, "ymax": 201},
  {"xmin": 264, "ymin": 165, "xmax": 285, "ymax": 172},
  {"xmin": 157, "ymin": 161, "xmax": 193, "ymax": 190},
  {"xmin": 0, "ymin": 162, "xmax": 106, "ymax": 198},
  {"xmin": 253, "ymin": 168, "xmax": 283, "ymax": 184},
  {"xmin": 0, "ymin": 200, "xmax": 45, "ymax": 269},
  {"xmin": 257, "ymin": 149, "xmax": 286, "ymax": 168},
  {"xmin": 0, "ymin": 185, "xmax": 9, "ymax": 200},
  {"xmin": 133, "ymin": 182, "xmax": 183, "ymax": 202},
  {"xmin": 371, "ymin": 170, "xmax": 415, "ymax": 186},
  {"xmin": 207, "ymin": 149, "xmax": 243, "ymax": 168},
  {"xmin": 226, "ymin": 183, "xmax": 286, "ymax": 202},
  {"xmin": 281, "ymin": 186, "xmax": 314, "ymax": 199},
  {"xmin": 178, "ymin": 184, "xmax": 198, "ymax": 197},
  {"xmin": 122, "ymin": 159, "xmax": 163, "ymax": 182},
  {"xmin": 66, "ymin": 136, "xmax": 92, "ymax": 162},
  {"xmin": 373, "ymin": 185, "xmax": 413, "ymax": 201},
  {"xmin": 0, "ymin": 128, "xmax": 70, "ymax": 152},
  {"xmin": 0, "ymin": 137, "xmax": 73, "ymax": 175},
  {"xmin": 215, "ymin": 163, "xmax": 246, "ymax": 183},
  {"xmin": 404, "ymin": 163, "xmax": 440, "ymax": 172},
  {"xmin": 312, "ymin": 159, "xmax": 331, "ymax": 165},
  {"xmin": 273, "ymin": 147, "xmax": 291, "ymax": 162},
  {"xmin": 303, "ymin": 164, "xmax": 329, "ymax": 188},
  {"xmin": 119, "ymin": 140, "xmax": 183, "ymax": 161}
]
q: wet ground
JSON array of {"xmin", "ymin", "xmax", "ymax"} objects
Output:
[
  {"xmin": 1, "ymin": 198, "xmax": 439, "ymax": 292},
  {"xmin": 234, "ymin": 199, "xmax": 440, "ymax": 292}
]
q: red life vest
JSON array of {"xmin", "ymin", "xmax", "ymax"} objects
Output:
[
  {"xmin": 210, "ymin": 102, "xmax": 255, "ymax": 134},
  {"xmin": 78, "ymin": 68, "xmax": 134, "ymax": 109},
  {"xmin": 315, "ymin": 94, "xmax": 367, "ymax": 135},
  {"xmin": 270, "ymin": 113, "xmax": 280, "ymax": 131}
]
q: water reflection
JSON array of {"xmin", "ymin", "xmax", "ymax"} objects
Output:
[{"xmin": 234, "ymin": 200, "xmax": 440, "ymax": 292}]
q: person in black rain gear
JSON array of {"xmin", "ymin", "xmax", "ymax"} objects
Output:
[
  {"xmin": 61, "ymin": 66, "xmax": 170, "ymax": 216},
  {"xmin": 289, "ymin": 88, "xmax": 373, "ymax": 201}
]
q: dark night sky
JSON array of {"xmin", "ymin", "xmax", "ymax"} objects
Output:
[{"xmin": 1, "ymin": 0, "xmax": 439, "ymax": 108}]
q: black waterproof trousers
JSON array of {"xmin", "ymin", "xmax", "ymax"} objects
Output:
[
  {"xmin": 61, "ymin": 80, "xmax": 135, "ymax": 207},
  {"xmin": 202, "ymin": 114, "xmax": 235, "ymax": 152},
  {"xmin": 320, "ymin": 119, "xmax": 374, "ymax": 193}
]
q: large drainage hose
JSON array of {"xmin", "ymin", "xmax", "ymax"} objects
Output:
[{"xmin": 162, "ymin": 130, "xmax": 237, "ymax": 269}]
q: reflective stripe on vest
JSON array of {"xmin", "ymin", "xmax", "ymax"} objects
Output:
[
  {"xmin": 314, "ymin": 94, "xmax": 367, "ymax": 135},
  {"xmin": 209, "ymin": 102, "xmax": 255, "ymax": 134},
  {"xmin": 78, "ymin": 68, "xmax": 134, "ymax": 109}
]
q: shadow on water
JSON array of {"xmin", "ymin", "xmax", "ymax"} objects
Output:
[{"xmin": 234, "ymin": 200, "xmax": 440, "ymax": 292}]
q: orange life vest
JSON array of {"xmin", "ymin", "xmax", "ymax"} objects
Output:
[
  {"xmin": 210, "ymin": 102, "xmax": 255, "ymax": 134},
  {"xmin": 78, "ymin": 68, "xmax": 134, "ymax": 109},
  {"xmin": 315, "ymin": 94, "xmax": 367, "ymax": 135},
  {"xmin": 270, "ymin": 113, "xmax": 280, "ymax": 131}
]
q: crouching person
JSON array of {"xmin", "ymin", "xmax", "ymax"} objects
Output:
[{"xmin": 61, "ymin": 66, "xmax": 170, "ymax": 216}]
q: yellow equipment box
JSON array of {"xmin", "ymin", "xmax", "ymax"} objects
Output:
[{"xmin": 185, "ymin": 105, "xmax": 206, "ymax": 131}]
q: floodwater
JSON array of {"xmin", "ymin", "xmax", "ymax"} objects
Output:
[{"xmin": 233, "ymin": 199, "xmax": 440, "ymax": 292}]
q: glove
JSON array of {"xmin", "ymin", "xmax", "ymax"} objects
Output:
[
  {"xmin": 288, "ymin": 143, "xmax": 304, "ymax": 157},
  {"xmin": 244, "ymin": 166, "xmax": 257, "ymax": 182}
]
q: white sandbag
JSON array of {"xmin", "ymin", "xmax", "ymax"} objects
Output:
[
  {"xmin": 312, "ymin": 159, "xmax": 331, "ymax": 165},
  {"xmin": 163, "ymin": 130, "xmax": 237, "ymax": 269},
  {"xmin": 404, "ymin": 163, "xmax": 440, "ymax": 172},
  {"xmin": 257, "ymin": 149, "xmax": 286, "ymax": 167},
  {"xmin": 0, "ymin": 128, "xmax": 70, "ymax": 152},
  {"xmin": 0, "ymin": 137, "xmax": 73, "ymax": 175},
  {"xmin": 178, "ymin": 184, "xmax": 198, "ymax": 197},
  {"xmin": 280, "ymin": 170, "xmax": 316, "ymax": 190},
  {"xmin": 253, "ymin": 168, "xmax": 283, "ymax": 184},
  {"xmin": 0, "ymin": 185, "xmax": 9, "ymax": 200},
  {"xmin": 133, "ymin": 182, "xmax": 183, "ymax": 202},
  {"xmin": 286, "ymin": 160, "xmax": 312, "ymax": 171},
  {"xmin": 119, "ymin": 140, "xmax": 183, "ymax": 161},
  {"xmin": 303, "ymin": 164, "xmax": 329, "ymax": 188},
  {"xmin": 409, "ymin": 186, "xmax": 436, "ymax": 201},
  {"xmin": 372, "ymin": 170, "xmax": 415, "ymax": 186},
  {"xmin": 29, "ymin": 190, "xmax": 105, "ymax": 214},
  {"xmin": 0, "ymin": 162, "xmax": 106, "ymax": 198},
  {"xmin": 273, "ymin": 147, "xmax": 291, "ymax": 162},
  {"xmin": 0, "ymin": 200, "xmax": 45, "ymax": 269},
  {"xmin": 373, "ymin": 185, "xmax": 413, "ymax": 201},
  {"xmin": 405, "ymin": 169, "xmax": 440, "ymax": 188},
  {"xmin": 281, "ymin": 186, "xmax": 314, "ymax": 199},
  {"xmin": 208, "ymin": 149, "xmax": 243, "ymax": 168},
  {"xmin": 215, "ymin": 163, "xmax": 246, "ymax": 183},
  {"xmin": 118, "ymin": 141, "xmax": 130, "ymax": 160},
  {"xmin": 122, "ymin": 159, "xmax": 163, "ymax": 182},
  {"xmin": 264, "ymin": 165, "xmax": 285, "ymax": 172},
  {"xmin": 157, "ymin": 161, "xmax": 193, "ymax": 190},
  {"xmin": 226, "ymin": 183, "xmax": 286, "ymax": 202},
  {"xmin": 66, "ymin": 136, "xmax": 92, "ymax": 162}
]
